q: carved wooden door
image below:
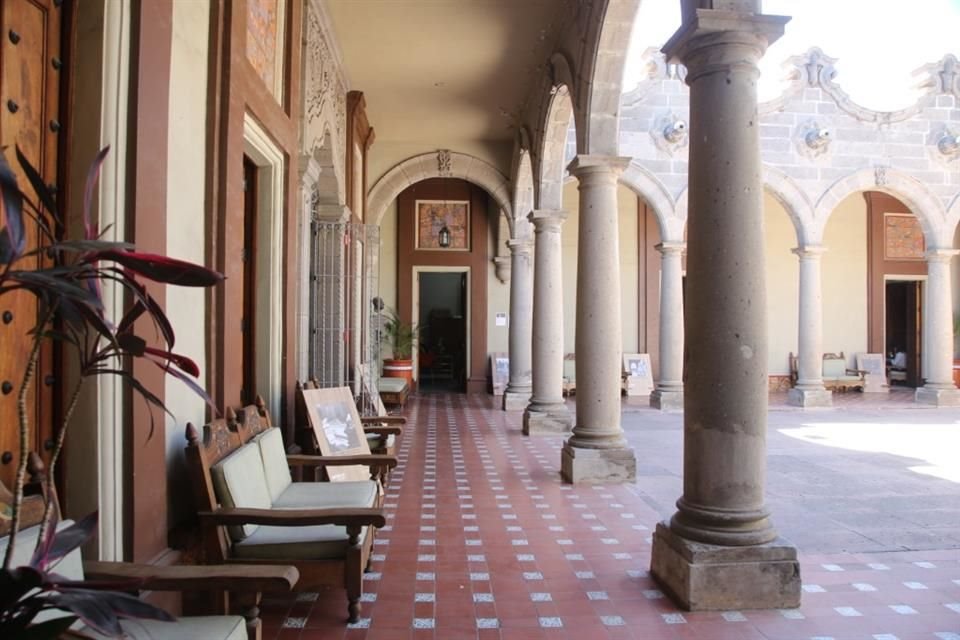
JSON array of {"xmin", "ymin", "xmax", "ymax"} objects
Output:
[{"xmin": 0, "ymin": 0, "xmax": 63, "ymax": 489}]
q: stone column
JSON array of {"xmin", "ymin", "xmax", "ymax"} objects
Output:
[
  {"xmin": 787, "ymin": 246, "xmax": 832, "ymax": 407},
  {"xmin": 504, "ymin": 238, "xmax": 534, "ymax": 410},
  {"xmin": 916, "ymin": 248, "xmax": 960, "ymax": 406},
  {"xmin": 650, "ymin": 242, "xmax": 685, "ymax": 410},
  {"xmin": 649, "ymin": 7, "xmax": 801, "ymax": 611},
  {"xmin": 523, "ymin": 210, "xmax": 573, "ymax": 434},
  {"xmin": 560, "ymin": 155, "xmax": 636, "ymax": 483}
]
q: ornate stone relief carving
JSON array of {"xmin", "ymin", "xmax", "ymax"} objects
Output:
[
  {"xmin": 302, "ymin": 1, "xmax": 346, "ymax": 199},
  {"xmin": 917, "ymin": 54, "xmax": 960, "ymax": 97},
  {"xmin": 794, "ymin": 120, "xmax": 832, "ymax": 159},
  {"xmin": 437, "ymin": 149, "xmax": 452, "ymax": 177},
  {"xmin": 651, "ymin": 111, "xmax": 688, "ymax": 156}
]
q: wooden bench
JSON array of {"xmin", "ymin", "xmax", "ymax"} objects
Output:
[
  {"xmin": 378, "ymin": 376, "xmax": 409, "ymax": 411},
  {"xmin": 789, "ymin": 351, "xmax": 865, "ymax": 392},
  {"xmin": 185, "ymin": 408, "xmax": 387, "ymax": 623}
]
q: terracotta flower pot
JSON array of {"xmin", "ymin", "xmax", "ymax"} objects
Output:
[{"xmin": 383, "ymin": 358, "xmax": 414, "ymax": 390}]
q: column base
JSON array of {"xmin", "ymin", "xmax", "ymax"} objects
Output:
[
  {"xmin": 650, "ymin": 522, "xmax": 801, "ymax": 611},
  {"xmin": 915, "ymin": 386, "xmax": 960, "ymax": 406},
  {"xmin": 503, "ymin": 388, "xmax": 532, "ymax": 411},
  {"xmin": 650, "ymin": 388, "xmax": 684, "ymax": 411},
  {"xmin": 560, "ymin": 442, "xmax": 636, "ymax": 484},
  {"xmin": 786, "ymin": 387, "xmax": 832, "ymax": 408},
  {"xmin": 523, "ymin": 403, "xmax": 573, "ymax": 435}
]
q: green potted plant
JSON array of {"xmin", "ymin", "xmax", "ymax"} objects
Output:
[{"xmin": 380, "ymin": 307, "xmax": 418, "ymax": 388}]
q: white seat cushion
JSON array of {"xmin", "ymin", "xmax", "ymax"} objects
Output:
[
  {"xmin": 378, "ymin": 377, "xmax": 407, "ymax": 393},
  {"xmin": 271, "ymin": 480, "xmax": 378, "ymax": 510},
  {"xmin": 211, "ymin": 443, "xmax": 273, "ymax": 540},
  {"xmin": 254, "ymin": 428, "xmax": 293, "ymax": 502},
  {"xmin": 233, "ymin": 523, "xmax": 368, "ymax": 561},
  {"xmin": 80, "ymin": 616, "xmax": 246, "ymax": 640},
  {"xmin": 365, "ymin": 432, "xmax": 396, "ymax": 450}
]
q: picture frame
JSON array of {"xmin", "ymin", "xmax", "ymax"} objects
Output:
[
  {"xmin": 490, "ymin": 352, "xmax": 509, "ymax": 395},
  {"xmin": 302, "ymin": 386, "xmax": 369, "ymax": 482},
  {"xmin": 416, "ymin": 199, "xmax": 470, "ymax": 250},
  {"xmin": 856, "ymin": 352, "xmax": 886, "ymax": 377},
  {"xmin": 622, "ymin": 353, "xmax": 654, "ymax": 396}
]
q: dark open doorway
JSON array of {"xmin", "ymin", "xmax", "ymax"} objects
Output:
[
  {"xmin": 885, "ymin": 279, "xmax": 923, "ymax": 387},
  {"xmin": 418, "ymin": 272, "xmax": 467, "ymax": 392}
]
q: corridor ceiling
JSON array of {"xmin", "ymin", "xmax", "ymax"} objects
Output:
[{"xmin": 325, "ymin": 0, "xmax": 568, "ymax": 144}]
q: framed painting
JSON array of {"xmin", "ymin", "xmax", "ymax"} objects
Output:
[
  {"xmin": 416, "ymin": 200, "xmax": 470, "ymax": 250},
  {"xmin": 490, "ymin": 352, "xmax": 509, "ymax": 395},
  {"xmin": 855, "ymin": 353, "xmax": 885, "ymax": 376},
  {"xmin": 883, "ymin": 213, "xmax": 925, "ymax": 260},
  {"xmin": 302, "ymin": 386, "xmax": 369, "ymax": 482}
]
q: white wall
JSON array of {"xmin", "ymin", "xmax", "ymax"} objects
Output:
[
  {"xmin": 822, "ymin": 193, "xmax": 869, "ymax": 367},
  {"xmin": 379, "ymin": 203, "xmax": 398, "ymax": 313},
  {"xmin": 764, "ymin": 193, "xmax": 800, "ymax": 375},
  {"xmin": 164, "ymin": 0, "xmax": 210, "ymax": 525}
]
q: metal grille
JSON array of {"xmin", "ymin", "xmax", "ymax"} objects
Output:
[{"xmin": 308, "ymin": 221, "xmax": 381, "ymax": 416}]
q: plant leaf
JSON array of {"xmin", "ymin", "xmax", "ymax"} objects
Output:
[
  {"xmin": 12, "ymin": 615, "xmax": 79, "ymax": 640},
  {"xmin": 83, "ymin": 146, "xmax": 110, "ymax": 240},
  {"xmin": 0, "ymin": 151, "xmax": 24, "ymax": 259},
  {"xmin": 146, "ymin": 356, "xmax": 217, "ymax": 412},
  {"xmin": 31, "ymin": 512, "xmax": 97, "ymax": 572},
  {"xmin": 15, "ymin": 146, "xmax": 61, "ymax": 231},
  {"xmin": 117, "ymin": 333, "xmax": 147, "ymax": 356},
  {"xmin": 89, "ymin": 250, "xmax": 224, "ymax": 287}
]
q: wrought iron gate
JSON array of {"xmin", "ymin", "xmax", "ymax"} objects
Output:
[{"xmin": 308, "ymin": 221, "xmax": 381, "ymax": 415}]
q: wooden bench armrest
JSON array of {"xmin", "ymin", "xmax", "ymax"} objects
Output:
[
  {"xmin": 199, "ymin": 507, "xmax": 386, "ymax": 528},
  {"xmin": 363, "ymin": 425, "xmax": 403, "ymax": 436},
  {"xmin": 82, "ymin": 561, "xmax": 299, "ymax": 593},
  {"xmin": 286, "ymin": 454, "xmax": 398, "ymax": 469},
  {"xmin": 360, "ymin": 416, "xmax": 406, "ymax": 425},
  {"xmin": 846, "ymin": 369, "xmax": 866, "ymax": 377}
]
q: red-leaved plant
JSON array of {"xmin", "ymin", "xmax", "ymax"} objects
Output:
[{"xmin": 0, "ymin": 146, "xmax": 223, "ymax": 637}]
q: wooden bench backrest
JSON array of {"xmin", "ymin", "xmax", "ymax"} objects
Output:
[{"xmin": 184, "ymin": 407, "xmax": 271, "ymax": 561}]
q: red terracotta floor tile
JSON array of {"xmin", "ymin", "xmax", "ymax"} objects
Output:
[{"xmin": 261, "ymin": 393, "xmax": 960, "ymax": 640}]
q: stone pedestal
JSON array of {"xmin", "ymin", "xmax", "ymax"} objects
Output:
[
  {"xmin": 788, "ymin": 246, "xmax": 831, "ymax": 408},
  {"xmin": 916, "ymin": 248, "xmax": 960, "ymax": 406},
  {"xmin": 523, "ymin": 403, "xmax": 574, "ymax": 435},
  {"xmin": 562, "ymin": 155, "xmax": 636, "ymax": 483},
  {"xmin": 651, "ymin": 523, "xmax": 801, "ymax": 611},
  {"xmin": 560, "ymin": 443, "xmax": 636, "ymax": 484},
  {"xmin": 503, "ymin": 237, "xmax": 534, "ymax": 411},
  {"xmin": 650, "ymin": 389, "xmax": 685, "ymax": 410},
  {"xmin": 650, "ymin": 7, "xmax": 800, "ymax": 611},
  {"xmin": 524, "ymin": 210, "xmax": 572, "ymax": 432},
  {"xmin": 786, "ymin": 387, "xmax": 833, "ymax": 407},
  {"xmin": 651, "ymin": 243, "xmax": 685, "ymax": 411}
]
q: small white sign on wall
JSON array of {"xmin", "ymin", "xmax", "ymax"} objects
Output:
[{"xmin": 495, "ymin": 312, "xmax": 507, "ymax": 327}]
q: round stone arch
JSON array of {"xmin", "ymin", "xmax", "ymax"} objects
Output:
[
  {"xmin": 369, "ymin": 151, "xmax": 513, "ymax": 226},
  {"xmin": 763, "ymin": 165, "xmax": 816, "ymax": 246},
  {"xmin": 814, "ymin": 168, "xmax": 949, "ymax": 247},
  {"xmin": 619, "ymin": 161, "xmax": 679, "ymax": 242},
  {"xmin": 511, "ymin": 147, "xmax": 535, "ymax": 240},
  {"xmin": 579, "ymin": 0, "xmax": 642, "ymax": 156},
  {"xmin": 536, "ymin": 85, "xmax": 575, "ymax": 211}
]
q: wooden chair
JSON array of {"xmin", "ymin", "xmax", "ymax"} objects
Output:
[
  {"xmin": 822, "ymin": 352, "xmax": 865, "ymax": 392},
  {"xmin": 1, "ymin": 463, "xmax": 297, "ymax": 640},
  {"xmin": 297, "ymin": 379, "xmax": 404, "ymax": 459},
  {"xmin": 185, "ymin": 408, "xmax": 388, "ymax": 623}
]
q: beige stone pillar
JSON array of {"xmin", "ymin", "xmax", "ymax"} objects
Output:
[
  {"xmin": 916, "ymin": 248, "xmax": 960, "ymax": 406},
  {"xmin": 650, "ymin": 242, "xmax": 685, "ymax": 410},
  {"xmin": 560, "ymin": 155, "xmax": 636, "ymax": 483},
  {"xmin": 523, "ymin": 210, "xmax": 573, "ymax": 434},
  {"xmin": 504, "ymin": 238, "xmax": 534, "ymax": 410},
  {"xmin": 649, "ymin": 7, "xmax": 801, "ymax": 611},
  {"xmin": 787, "ymin": 245, "xmax": 832, "ymax": 407}
]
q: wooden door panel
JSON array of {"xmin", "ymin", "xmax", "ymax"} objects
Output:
[{"xmin": 0, "ymin": 0, "xmax": 62, "ymax": 489}]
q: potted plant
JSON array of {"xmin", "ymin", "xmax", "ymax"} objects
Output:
[
  {"xmin": 380, "ymin": 307, "xmax": 418, "ymax": 389},
  {"xmin": 0, "ymin": 146, "xmax": 222, "ymax": 637}
]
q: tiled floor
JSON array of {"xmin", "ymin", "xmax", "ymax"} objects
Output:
[{"xmin": 261, "ymin": 392, "xmax": 960, "ymax": 639}]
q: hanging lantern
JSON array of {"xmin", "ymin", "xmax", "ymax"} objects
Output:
[{"xmin": 438, "ymin": 224, "xmax": 451, "ymax": 248}]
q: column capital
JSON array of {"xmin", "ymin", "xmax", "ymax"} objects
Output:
[
  {"xmin": 315, "ymin": 204, "xmax": 351, "ymax": 223},
  {"xmin": 662, "ymin": 10, "xmax": 789, "ymax": 78},
  {"xmin": 566, "ymin": 154, "xmax": 631, "ymax": 180},
  {"xmin": 791, "ymin": 245, "xmax": 827, "ymax": 259},
  {"xmin": 926, "ymin": 247, "xmax": 960, "ymax": 263},
  {"xmin": 528, "ymin": 209, "xmax": 568, "ymax": 233},
  {"xmin": 655, "ymin": 242, "xmax": 686, "ymax": 256},
  {"xmin": 507, "ymin": 238, "xmax": 534, "ymax": 256}
]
